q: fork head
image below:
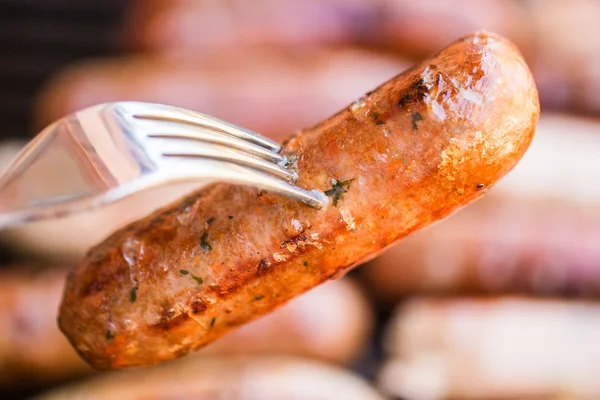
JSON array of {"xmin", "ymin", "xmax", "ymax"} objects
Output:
[{"xmin": 0, "ymin": 101, "xmax": 327, "ymax": 227}]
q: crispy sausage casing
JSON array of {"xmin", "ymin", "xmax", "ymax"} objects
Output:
[{"xmin": 59, "ymin": 31, "xmax": 539, "ymax": 369}]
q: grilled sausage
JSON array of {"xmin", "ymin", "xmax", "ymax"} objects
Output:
[
  {"xmin": 35, "ymin": 355, "xmax": 385, "ymax": 400},
  {"xmin": 0, "ymin": 268, "xmax": 369, "ymax": 386},
  {"xmin": 379, "ymin": 297, "xmax": 600, "ymax": 399},
  {"xmin": 364, "ymin": 194, "xmax": 600, "ymax": 302},
  {"xmin": 200, "ymin": 278, "xmax": 373, "ymax": 364},
  {"xmin": 59, "ymin": 31, "xmax": 540, "ymax": 369},
  {"xmin": 120, "ymin": 0, "xmax": 600, "ymax": 115},
  {"xmin": 361, "ymin": 113, "xmax": 600, "ymax": 301},
  {"xmin": 34, "ymin": 48, "xmax": 407, "ymax": 139},
  {"xmin": 120, "ymin": 0, "xmax": 376, "ymax": 52},
  {"xmin": 120, "ymin": 0, "xmax": 525, "ymax": 58},
  {"xmin": 0, "ymin": 267, "xmax": 92, "ymax": 386},
  {"xmin": 27, "ymin": 48, "xmax": 406, "ymax": 262}
]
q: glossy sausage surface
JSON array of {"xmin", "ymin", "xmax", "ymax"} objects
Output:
[
  {"xmin": 0, "ymin": 270, "xmax": 370, "ymax": 385},
  {"xmin": 59, "ymin": 31, "xmax": 539, "ymax": 369}
]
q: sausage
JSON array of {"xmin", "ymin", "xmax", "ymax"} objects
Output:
[
  {"xmin": 361, "ymin": 113, "xmax": 600, "ymax": 301},
  {"xmin": 120, "ymin": 0, "xmax": 377, "ymax": 52},
  {"xmin": 27, "ymin": 48, "xmax": 406, "ymax": 262},
  {"xmin": 0, "ymin": 267, "xmax": 92, "ymax": 386},
  {"xmin": 378, "ymin": 297, "xmax": 600, "ymax": 399},
  {"xmin": 526, "ymin": 0, "xmax": 600, "ymax": 114},
  {"xmin": 34, "ymin": 355, "xmax": 385, "ymax": 400},
  {"xmin": 364, "ymin": 195, "xmax": 600, "ymax": 302},
  {"xmin": 58, "ymin": 31, "xmax": 540, "ymax": 369},
  {"xmin": 0, "ymin": 268, "xmax": 369, "ymax": 387},
  {"xmin": 385, "ymin": 0, "xmax": 600, "ymax": 115},
  {"xmin": 200, "ymin": 278, "xmax": 373, "ymax": 364},
  {"xmin": 120, "ymin": 0, "xmax": 600, "ymax": 115},
  {"xmin": 120, "ymin": 0, "xmax": 525, "ymax": 58},
  {"xmin": 34, "ymin": 48, "xmax": 407, "ymax": 139}
]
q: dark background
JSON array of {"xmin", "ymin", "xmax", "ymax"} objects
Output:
[{"xmin": 0, "ymin": 0, "xmax": 125, "ymax": 140}]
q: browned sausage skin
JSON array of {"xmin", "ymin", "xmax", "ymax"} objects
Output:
[{"xmin": 59, "ymin": 31, "xmax": 539, "ymax": 369}]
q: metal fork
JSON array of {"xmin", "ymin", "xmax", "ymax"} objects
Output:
[{"xmin": 0, "ymin": 101, "xmax": 327, "ymax": 228}]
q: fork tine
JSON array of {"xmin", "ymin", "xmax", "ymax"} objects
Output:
[
  {"xmin": 152, "ymin": 138, "xmax": 298, "ymax": 182},
  {"xmin": 125, "ymin": 102, "xmax": 281, "ymax": 151},
  {"xmin": 159, "ymin": 158, "xmax": 327, "ymax": 210},
  {"xmin": 145, "ymin": 129, "xmax": 286, "ymax": 165},
  {"xmin": 0, "ymin": 101, "xmax": 326, "ymax": 229}
]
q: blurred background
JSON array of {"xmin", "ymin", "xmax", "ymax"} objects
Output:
[{"xmin": 1, "ymin": 0, "xmax": 600, "ymax": 399}]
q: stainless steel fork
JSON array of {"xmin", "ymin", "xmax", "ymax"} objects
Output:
[{"xmin": 0, "ymin": 101, "xmax": 327, "ymax": 228}]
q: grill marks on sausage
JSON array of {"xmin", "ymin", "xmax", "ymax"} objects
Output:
[
  {"xmin": 211, "ymin": 232, "xmax": 315, "ymax": 296},
  {"xmin": 84, "ymin": 279, "xmax": 106, "ymax": 297},
  {"xmin": 81, "ymin": 263, "xmax": 127, "ymax": 297},
  {"xmin": 190, "ymin": 298, "xmax": 208, "ymax": 314},
  {"xmin": 257, "ymin": 259, "xmax": 270, "ymax": 275},
  {"xmin": 150, "ymin": 297, "xmax": 207, "ymax": 331},
  {"xmin": 398, "ymin": 78, "xmax": 430, "ymax": 109},
  {"xmin": 281, "ymin": 234, "xmax": 309, "ymax": 251},
  {"xmin": 205, "ymin": 232, "xmax": 317, "ymax": 297},
  {"xmin": 152, "ymin": 313, "xmax": 190, "ymax": 331},
  {"xmin": 152, "ymin": 302, "xmax": 193, "ymax": 330}
]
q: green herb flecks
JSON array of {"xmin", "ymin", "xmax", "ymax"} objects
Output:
[
  {"xmin": 303, "ymin": 261, "xmax": 309, "ymax": 267},
  {"xmin": 210, "ymin": 317, "xmax": 216, "ymax": 327},
  {"xmin": 191, "ymin": 274, "xmax": 204, "ymax": 285},
  {"xmin": 411, "ymin": 112, "xmax": 423, "ymax": 130},
  {"xmin": 105, "ymin": 330, "xmax": 116, "ymax": 340},
  {"xmin": 477, "ymin": 183, "xmax": 486, "ymax": 189},
  {"xmin": 129, "ymin": 286, "xmax": 138, "ymax": 303},
  {"xmin": 200, "ymin": 232, "xmax": 212, "ymax": 251},
  {"xmin": 371, "ymin": 111, "xmax": 385, "ymax": 125},
  {"xmin": 181, "ymin": 269, "xmax": 203, "ymax": 284},
  {"xmin": 324, "ymin": 178, "xmax": 354, "ymax": 207},
  {"xmin": 206, "ymin": 217, "xmax": 216, "ymax": 225},
  {"xmin": 228, "ymin": 215, "xmax": 234, "ymax": 219},
  {"xmin": 252, "ymin": 294, "xmax": 266, "ymax": 302}
]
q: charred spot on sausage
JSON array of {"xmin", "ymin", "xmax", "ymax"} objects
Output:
[
  {"xmin": 398, "ymin": 78, "xmax": 430, "ymax": 108},
  {"xmin": 152, "ymin": 313, "xmax": 190, "ymax": 331},
  {"xmin": 190, "ymin": 298, "xmax": 208, "ymax": 314},
  {"xmin": 257, "ymin": 259, "xmax": 269, "ymax": 275}
]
